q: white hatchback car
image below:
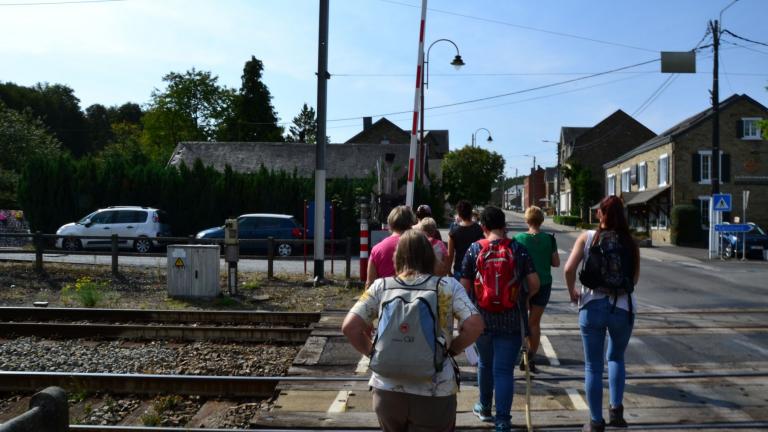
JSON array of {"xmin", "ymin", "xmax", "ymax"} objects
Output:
[{"xmin": 55, "ymin": 206, "xmax": 171, "ymax": 253}]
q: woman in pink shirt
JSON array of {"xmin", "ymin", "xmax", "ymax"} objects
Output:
[{"xmin": 366, "ymin": 206, "xmax": 417, "ymax": 288}]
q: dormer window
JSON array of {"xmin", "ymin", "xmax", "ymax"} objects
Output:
[{"xmin": 740, "ymin": 118, "xmax": 762, "ymax": 140}]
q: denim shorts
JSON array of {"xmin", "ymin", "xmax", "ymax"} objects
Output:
[{"xmin": 530, "ymin": 282, "xmax": 552, "ymax": 308}]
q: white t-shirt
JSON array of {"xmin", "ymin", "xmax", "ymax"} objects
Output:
[
  {"xmin": 349, "ymin": 274, "xmax": 478, "ymax": 397},
  {"xmin": 578, "ymin": 230, "xmax": 634, "ymax": 311}
]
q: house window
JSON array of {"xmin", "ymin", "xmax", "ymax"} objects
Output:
[
  {"xmin": 742, "ymin": 118, "xmax": 762, "ymax": 140},
  {"xmin": 621, "ymin": 168, "xmax": 631, "ymax": 193},
  {"xmin": 607, "ymin": 174, "xmax": 616, "ymax": 196},
  {"xmin": 698, "ymin": 150, "xmax": 723, "ymax": 184},
  {"xmin": 658, "ymin": 154, "xmax": 669, "ymax": 186},
  {"xmin": 638, "ymin": 162, "xmax": 647, "ymax": 191}
]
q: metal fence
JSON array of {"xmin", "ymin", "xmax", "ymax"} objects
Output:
[{"xmin": 0, "ymin": 232, "xmax": 354, "ymax": 279}]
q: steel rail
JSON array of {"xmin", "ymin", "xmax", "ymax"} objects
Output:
[
  {"xmin": 67, "ymin": 421, "xmax": 768, "ymax": 431},
  {"xmin": 1, "ymin": 370, "xmax": 766, "ymax": 397},
  {"xmin": 0, "ymin": 322, "xmax": 312, "ymax": 343},
  {"xmin": 0, "ymin": 307, "xmax": 320, "ymax": 325}
]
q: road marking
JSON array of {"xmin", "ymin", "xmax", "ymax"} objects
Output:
[
  {"xmin": 355, "ymin": 355, "xmax": 369, "ymax": 374},
  {"xmin": 540, "ymin": 335, "xmax": 560, "ymax": 366},
  {"xmin": 567, "ymin": 389, "xmax": 588, "ymax": 410},
  {"xmin": 327, "ymin": 390, "xmax": 351, "ymax": 413},
  {"xmin": 733, "ymin": 338, "xmax": 768, "ymax": 356},
  {"xmin": 558, "ymin": 249, "xmax": 569, "ymax": 255}
]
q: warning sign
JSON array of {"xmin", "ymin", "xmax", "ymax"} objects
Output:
[{"xmin": 174, "ymin": 258, "xmax": 185, "ymax": 268}]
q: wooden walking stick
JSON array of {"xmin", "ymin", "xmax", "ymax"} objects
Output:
[{"xmin": 521, "ymin": 339, "xmax": 533, "ymax": 432}]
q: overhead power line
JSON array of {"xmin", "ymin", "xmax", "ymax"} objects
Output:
[
  {"xmin": 328, "ymin": 58, "xmax": 660, "ymax": 122},
  {"xmin": 377, "ymin": 0, "xmax": 658, "ymax": 53},
  {"xmin": 721, "ymin": 29, "xmax": 768, "ymax": 48},
  {"xmin": 0, "ymin": 0, "xmax": 124, "ymax": 5}
]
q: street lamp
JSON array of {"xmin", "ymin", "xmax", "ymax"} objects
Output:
[
  {"xmin": 472, "ymin": 128, "xmax": 493, "ymax": 147},
  {"xmin": 419, "ymin": 39, "xmax": 464, "ymax": 182}
]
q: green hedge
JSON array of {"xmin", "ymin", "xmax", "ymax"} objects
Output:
[
  {"xmin": 554, "ymin": 215, "xmax": 582, "ymax": 226},
  {"xmin": 18, "ymin": 153, "xmax": 374, "ymax": 238},
  {"xmin": 670, "ymin": 204, "xmax": 701, "ymax": 245}
]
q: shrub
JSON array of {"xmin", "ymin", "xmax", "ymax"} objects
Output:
[
  {"xmin": 61, "ymin": 276, "xmax": 105, "ymax": 308},
  {"xmin": 671, "ymin": 204, "xmax": 701, "ymax": 245},
  {"xmin": 554, "ymin": 215, "xmax": 581, "ymax": 226}
]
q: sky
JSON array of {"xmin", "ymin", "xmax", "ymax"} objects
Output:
[{"xmin": 1, "ymin": 0, "xmax": 767, "ymax": 177}]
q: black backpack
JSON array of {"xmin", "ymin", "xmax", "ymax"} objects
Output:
[{"xmin": 579, "ymin": 231, "xmax": 635, "ymax": 312}]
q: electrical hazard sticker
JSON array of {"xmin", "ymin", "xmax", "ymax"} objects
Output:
[{"xmin": 174, "ymin": 258, "xmax": 185, "ymax": 268}]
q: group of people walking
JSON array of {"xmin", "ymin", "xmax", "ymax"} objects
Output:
[{"xmin": 343, "ymin": 197, "xmax": 639, "ymax": 432}]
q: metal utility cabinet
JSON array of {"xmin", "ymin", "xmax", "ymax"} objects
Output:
[{"xmin": 167, "ymin": 245, "xmax": 220, "ymax": 298}]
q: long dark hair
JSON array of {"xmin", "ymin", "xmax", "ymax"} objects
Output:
[{"xmin": 595, "ymin": 195, "xmax": 639, "ymax": 267}]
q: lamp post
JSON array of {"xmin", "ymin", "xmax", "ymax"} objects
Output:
[
  {"xmin": 472, "ymin": 128, "xmax": 493, "ymax": 147},
  {"xmin": 419, "ymin": 39, "xmax": 464, "ymax": 183}
]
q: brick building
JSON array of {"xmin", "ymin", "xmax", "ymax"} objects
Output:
[
  {"xmin": 558, "ymin": 110, "xmax": 656, "ymax": 216},
  {"xmin": 523, "ymin": 167, "xmax": 546, "ymax": 208},
  {"xmin": 603, "ymin": 94, "xmax": 767, "ymax": 245}
]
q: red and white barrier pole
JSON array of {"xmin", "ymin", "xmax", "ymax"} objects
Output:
[
  {"xmin": 405, "ymin": 0, "xmax": 428, "ymax": 208},
  {"xmin": 359, "ymin": 203, "xmax": 370, "ymax": 282}
]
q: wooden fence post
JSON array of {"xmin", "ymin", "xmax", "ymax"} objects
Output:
[
  {"xmin": 267, "ymin": 237, "xmax": 275, "ymax": 279},
  {"xmin": 345, "ymin": 237, "xmax": 352, "ymax": 280},
  {"xmin": 111, "ymin": 234, "xmax": 119, "ymax": 277},
  {"xmin": 34, "ymin": 231, "xmax": 43, "ymax": 273}
]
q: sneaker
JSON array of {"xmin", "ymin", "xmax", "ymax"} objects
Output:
[
  {"xmin": 495, "ymin": 420, "xmax": 512, "ymax": 432},
  {"xmin": 472, "ymin": 402, "xmax": 493, "ymax": 422}
]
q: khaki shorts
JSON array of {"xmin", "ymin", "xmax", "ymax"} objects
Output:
[{"xmin": 372, "ymin": 388, "xmax": 456, "ymax": 432}]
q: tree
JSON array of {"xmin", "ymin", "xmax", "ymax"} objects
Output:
[
  {"xmin": 85, "ymin": 104, "xmax": 113, "ymax": 153},
  {"xmin": 0, "ymin": 82, "xmax": 88, "ymax": 156},
  {"xmin": 107, "ymin": 102, "xmax": 143, "ymax": 125},
  {"xmin": 219, "ymin": 56, "xmax": 283, "ymax": 142},
  {"xmin": 442, "ymin": 146, "xmax": 505, "ymax": 205},
  {"xmin": 0, "ymin": 102, "xmax": 61, "ymax": 207},
  {"xmin": 562, "ymin": 162, "xmax": 601, "ymax": 218},
  {"xmin": 141, "ymin": 68, "xmax": 235, "ymax": 161},
  {"xmin": 286, "ymin": 103, "xmax": 317, "ymax": 143}
]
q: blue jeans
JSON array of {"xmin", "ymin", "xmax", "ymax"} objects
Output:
[
  {"xmin": 475, "ymin": 332, "xmax": 522, "ymax": 425},
  {"xmin": 579, "ymin": 297, "xmax": 634, "ymax": 422}
]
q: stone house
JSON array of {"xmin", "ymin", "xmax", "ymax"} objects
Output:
[
  {"xmin": 603, "ymin": 93, "xmax": 768, "ymax": 245},
  {"xmin": 524, "ymin": 167, "xmax": 546, "ymax": 208},
  {"xmin": 558, "ymin": 111, "xmax": 656, "ymax": 216}
]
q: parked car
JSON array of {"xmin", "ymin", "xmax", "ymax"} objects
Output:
[
  {"xmin": 723, "ymin": 222, "xmax": 768, "ymax": 260},
  {"xmin": 55, "ymin": 206, "xmax": 171, "ymax": 253},
  {"xmin": 195, "ymin": 213, "xmax": 305, "ymax": 257}
]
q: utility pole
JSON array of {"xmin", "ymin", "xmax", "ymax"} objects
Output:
[
  {"xmin": 313, "ymin": 0, "xmax": 329, "ymax": 281},
  {"xmin": 710, "ymin": 19, "xmax": 721, "ymax": 196}
]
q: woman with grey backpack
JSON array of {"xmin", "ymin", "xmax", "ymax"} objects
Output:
[{"xmin": 564, "ymin": 195, "xmax": 640, "ymax": 432}]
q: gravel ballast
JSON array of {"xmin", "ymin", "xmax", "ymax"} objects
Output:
[{"xmin": 0, "ymin": 337, "xmax": 300, "ymax": 376}]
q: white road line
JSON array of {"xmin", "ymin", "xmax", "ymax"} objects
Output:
[
  {"xmin": 558, "ymin": 248, "xmax": 569, "ymax": 255},
  {"xmin": 540, "ymin": 332, "xmax": 585, "ymax": 411},
  {"xmin": 327, "ymin": 390, "xmax": 351, "ymax": 413},
  {"xmin": 540, "ymin": 335, "xmax": 560, "ymax": 366},
  {"xmin": 567, "ymin": 389, "xmax": 588, "ymax": 411},
  {"xmin": 733, "ymin": 338, "xmax": 768, "ymax": 356},
  {"xmin": 355, "ymin": 355, "xmax": 370, "ymax": 374}
]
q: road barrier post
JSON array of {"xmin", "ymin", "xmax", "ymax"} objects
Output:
[{"xmin": 359, "ymin": 202, "xmax": 370, "ymax": 283}]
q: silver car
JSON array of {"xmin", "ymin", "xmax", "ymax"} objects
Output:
[{"xmin": 55, "ymin": 206, "xmax": 171, "ymax": 253}]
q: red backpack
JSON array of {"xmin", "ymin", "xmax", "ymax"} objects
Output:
[{"xmin": 473, "ymin": 238, "xmax": 521, "ymax": 313}]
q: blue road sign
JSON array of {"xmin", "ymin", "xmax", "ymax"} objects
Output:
[
  {"xmin": 714, "ymin": 223, "xmax": 752, "ymax": 233},
  {"xmin": 712, "ymin": 193, "xmax": 732, "ymax": 212}
]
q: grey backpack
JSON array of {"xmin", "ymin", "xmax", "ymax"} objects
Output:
[{"xmin": 369, "ymin": 276, "xmax": 446, "ymax": 380}]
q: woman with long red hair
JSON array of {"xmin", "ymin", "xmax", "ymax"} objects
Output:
[{"xmin": 564, "ymin": 195, "xmax": 640, "ymax": 432}]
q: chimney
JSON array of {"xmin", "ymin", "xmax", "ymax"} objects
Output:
[{"xmin": 363, "ymin": 116, "xmax": 372, "ymax": 131}]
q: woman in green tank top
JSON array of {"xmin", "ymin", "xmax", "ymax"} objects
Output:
[{"xmin": 514, "ymin": 206, "xmax": 559, "ymax": 374}]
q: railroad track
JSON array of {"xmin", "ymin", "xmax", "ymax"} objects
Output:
[
  {"xmin": 65, "ymin": 422, "xmax": 768, "ymax": 431},
  {"xmin": 0, "ymin": 307, "xmax": 320, "ymax": 342},
  {"xmin": 2, "ymin": 370, "xmax": 766, "ymax": 396}
]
